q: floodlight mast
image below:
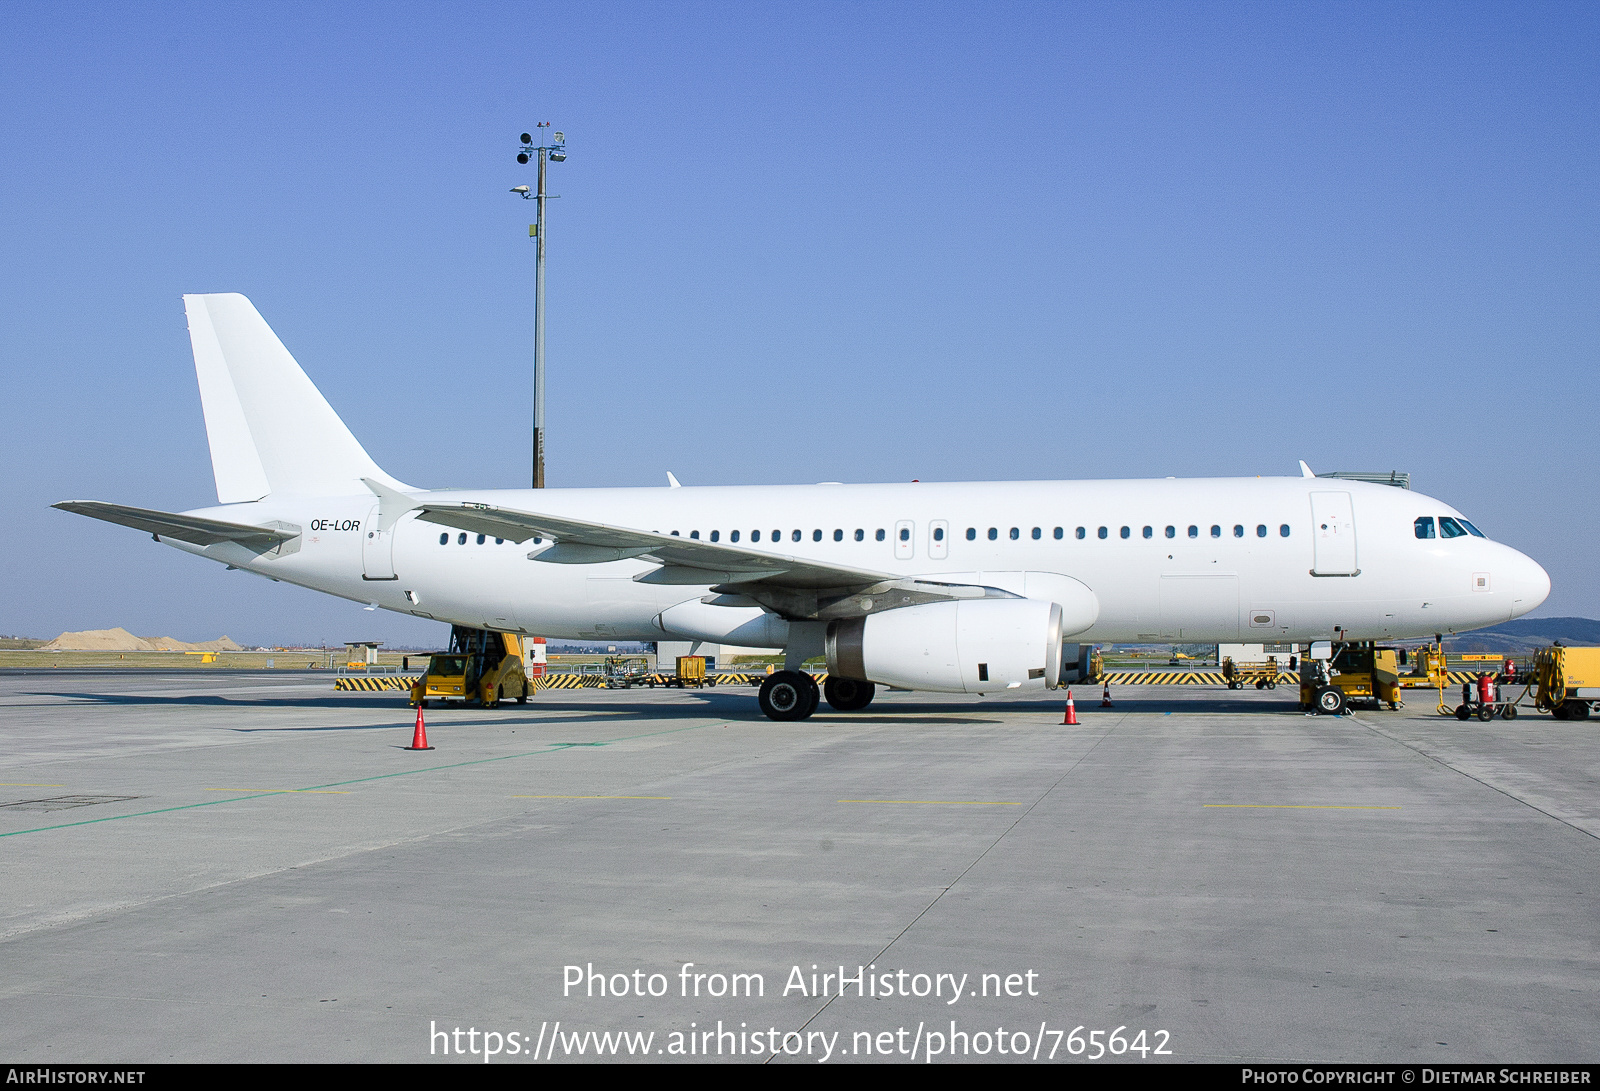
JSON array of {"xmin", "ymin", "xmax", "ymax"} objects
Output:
[{"xmin": 512, "ymin": 124, "xmax": 565, "ymax": 488}]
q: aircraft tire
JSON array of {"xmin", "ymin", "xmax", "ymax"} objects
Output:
[
  {"xmin": 759, "ymin": 671, "xmax": 814, "ymax": 722},
  {"xmin": 1316, "ymin": 687, "xmax": 1346, "ymax": 715},
  {"xmin": 824, "ymin": 677, "xmax": 876, "ymax": 712}
]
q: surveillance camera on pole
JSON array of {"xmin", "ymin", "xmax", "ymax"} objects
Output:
[{"xmin": 511, "ymin": 124, "xmax": 566, "ymax": 489}]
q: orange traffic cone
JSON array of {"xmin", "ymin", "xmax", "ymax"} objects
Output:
[
  {"xmin": 1100, "ymin": 681, "xmax": 1113, "ymax": 708},
  {"xmin": 406, "ymin": 704, "xmax": 435, "ymax": 751},
  {"xmin": 1061, "ymin": 689, "xmax": 1078, "ymax": 725}
]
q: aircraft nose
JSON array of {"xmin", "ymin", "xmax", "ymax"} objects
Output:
[{"xmin": 1506, "ymin": 549, "xmax": 1551, "ymax": 620}]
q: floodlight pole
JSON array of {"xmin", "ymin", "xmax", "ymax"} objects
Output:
[{"xmin": 514, "ymin": 124, "xmax": 565, "ymax": 489}]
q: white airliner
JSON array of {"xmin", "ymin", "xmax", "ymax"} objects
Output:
[{"xmin": 57, "ymin": 294, "xmax": 1550, "ymax": 720}]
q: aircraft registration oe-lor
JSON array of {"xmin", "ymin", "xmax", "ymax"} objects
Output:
[{"xmin": 57, "ymin": 294, "xmax": 1551, "ymax": 721}]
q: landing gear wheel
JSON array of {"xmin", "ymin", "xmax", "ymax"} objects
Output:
[
  {"xmin": 1316, "ymin": 686, "xmax": 1346, "ymax": 715},
  {"xmin": 1501, "ymin": 704, "xmax": 1518, "ymax": 721},
  {"xmin": 1456, "ymin": 704, "xmax": 1471, "ymax": 721},
  {"xmin": 824, "ymin": 677, "xmax": 876, "ymax": 712},
  {"xmin": 1477, "ymin": 704, "xmax": 1494, "ymax": 722},
  {"xmin": 759, "ymin": 671, "xmax": 816, "ymax": 722}
]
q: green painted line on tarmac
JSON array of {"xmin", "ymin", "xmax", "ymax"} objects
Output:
[{"xmin": 0, "ymin": 720, "xmax": 723, "ymax": 839}]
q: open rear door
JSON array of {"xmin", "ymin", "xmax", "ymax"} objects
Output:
[{"xmin": 1310, "ymin": 491, "xmax": 1359, "ymax": 576}]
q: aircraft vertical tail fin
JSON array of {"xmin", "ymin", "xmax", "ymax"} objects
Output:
[{"xmin": 183, "ymin": 293, "xmax": 408, "ymax": 502}]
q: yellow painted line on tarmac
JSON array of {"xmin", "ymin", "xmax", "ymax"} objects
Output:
[
  {"xmin": 515, "ymin": 790, "xmax": 672, "ymax": 799},
  {"xmin": 1203, "ymin": 804, "xmax": 1401, "ymax": 810},
  {"xmin": 205, "ymin": 788, "xmax": 352, "ymax": 795},
  {"xmin": 840, "ymin": 799, "xmax": 1021, "ymax": 806}
]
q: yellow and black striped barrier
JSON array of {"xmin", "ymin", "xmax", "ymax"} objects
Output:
[
  {"xmin": 1101, "ymin": 670, "xmax": 1491, "ymax": 688},
  {"xmin": 334, "ymin": 674, "xmax": 420, "ymax": 692}
]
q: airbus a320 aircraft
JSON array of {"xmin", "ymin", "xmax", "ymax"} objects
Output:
[{"xmin": 57, "ymin": 295, "xmax": 1550, "ymax": 720}]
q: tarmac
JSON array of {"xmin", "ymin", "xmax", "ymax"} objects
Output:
[{"xmin": 0, "ymin": 670, "xmax": 1596, "ymax": 1064}]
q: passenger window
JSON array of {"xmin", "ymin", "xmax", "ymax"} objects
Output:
[
  {"xmin": 1009, "ymin": 527, "xmax": 1019, "ymax": 540},
  {"xmin": 1165, "ymin": 526, "xmax": 1175, "ymax": 538},
  {"xmin": 855, "ymin": 529, "xmax": 864, "ymax": 541},
  {"xmin": 988, "ymin": 528, "xmax": 998, "ymax": 540},
  {"xmin": 1143, "ymin": 526, "xmax": 1153, "ymax": 539},
  {"xmin": 794, "ymin": 530, "xmax": 803, "ymax": 542},
  {"xmin": 496, "ymin": 538, "xmax": 504, "ymax": 545},
  {"xmin": 1053, "ymin": 527, "xmax": 1063, "ymax": 539},
  {"xmin": 1098, "ymin": 526, "xmax": 1108, "ymax": 539},
  {"xmin": 833, "ymin": 529, "xmax": 843, "ymax": 542},
  {"xmin": 1233, "ymin": 525, "xmax": 1243, "ymax": 538},
  {"xmin": 690, "ymin": 531, "xmax": 700, "ymax": 539},
  {"xmin": 671, "ymin": 530, "xmax": 680, "ymax": 536},
  {"xmin": 1257, "ymin": 525, "xmax": 1267, "ymax": 538},
  {"xmin": 1076, "ymin": 527, "xmax": 1086, "ymax": 539},
  {"xmin": 875, "ymin": 529, "xmax": 885, "ymax": 542},
  {"xmin": 751, "ymin": 530, "xmax": 760, "ymax": 542},
  {"xmin": 966, "ymin": 527, "xmax": 976, "ymax": 540},
  {"xmin": 772, "ymin": 529, "xmax": 780, "ymax": 541},
  {"xmin": 1119, "ymin": 526, "xmax": 1130, "ymax": 539},
  {"xmin": 1279, "ymin": 524, "xmax": 1290, "ymax": 537},
  {"xmin": 458, "ymin": 533, "xmax": 467, "ymax": 545},
  {"xmin": 1188, "ymin": 526, "xmax": 1198, "ymax": 538},
  {"xmin": 1414, "ymin": 517, "xmax": 1435, "ymax": 539},
  {"xmin": 813, "ymin": 529, "xmax": 822, "ymax": 542},
  {"xmin": 439, "ymin": 533, "xmax": 448, "ymax": 545},
  {"xmin": 710, "ymin": 530, "xmax": 720, "ymax": 542},
  {"xmin": 477, "ymin": 534, "xmax": 486, "ymax": 545},
  {"xmin": 933, "ymin": 527, "xmax": 944, "ymax": 542},
  {"xmin": 731, "ymin": 530, "xmax": 741, "ymax": 542},
  {"xmin": 1439, "ymin": 517, "xmax": 1467, "ymax": 538},
  {"xmin": 1211, "ymin": 525, "xmax": 1221, "ymax": 538},
  {"xmin": 899, "ymin": 527, "xmax": 910, "ymax": 542},
  {"xmin": 1031, "ymin": 527, "xmax": 1041, "ymax": 540}
]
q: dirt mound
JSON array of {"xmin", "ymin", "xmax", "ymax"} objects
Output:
[{"xmin": 41, "ymin": 629, "xmax": 244, "ymax": 653}]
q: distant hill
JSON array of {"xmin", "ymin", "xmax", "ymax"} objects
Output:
[{"xmin": 1442, "ymin": 617, "xmax": 1600, "ymax": 655}]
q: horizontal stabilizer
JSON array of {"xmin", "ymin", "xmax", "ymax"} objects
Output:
[{"xmin": 53, "ymin": 501, "xmax": 298, "ymax": 549}]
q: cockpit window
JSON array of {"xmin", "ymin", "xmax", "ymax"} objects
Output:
[
  {"xmin": 1414, "ymin": 517, "xmax": 1435, "ymax": 539},
  {"xmin": 1439, "ymin": 517, "xmax": 1468, "ymax": 538},
  {"xmin": 1459, "ymin": 520, "xmax": 1486, "ymax": 538}
]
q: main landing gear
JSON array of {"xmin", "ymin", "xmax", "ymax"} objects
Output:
[
  {"xmin": 757, "ymin": 673, "xmax": 879, "ymax": 720},
  {"xmin": 759, "ymin": 671, "xmax": 819, "ymax": 721}
]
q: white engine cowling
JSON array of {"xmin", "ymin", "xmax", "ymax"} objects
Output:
[
  {"xmin": 654, "ymin": 600, "xmax": 789, "ymax": 647},
  {"xmin": 827, "ymin": 599, "xmax": 1065, "ymax": 694}
]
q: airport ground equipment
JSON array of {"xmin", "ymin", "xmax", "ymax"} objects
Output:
[
  {"xmin": 410, "ymin": 627, "xmax": 529, "ymax": 708},
  {"xmin": 1298, "ymin": 641, "xmax": 1405, "ymax": 714},
  {"xmin": 1222, "ymin": 655, "xmax": 1280, "ymax": 690},
  {"xmin": 601, "ymin": 656, "xmax": 651, "ymax": 689},
  {"xmin": 663, "ymin": 655, "xmax": 716, "ymax": 689},
  {"xmin": 1454, "ymin": 672, "xmax": 1521, "ymax": 721},
  {"xmin": 1534, "ymin": 646, "xmax": 1599, "ymax": 720}
]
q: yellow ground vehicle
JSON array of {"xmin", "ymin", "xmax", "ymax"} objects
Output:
[
  {"xmin": 410, "ymin": 626, "xmax": 529, "ymax": 708},
  {"xmin": 1299, "ymin": 642, "xmax": 1403, "ymax": 713},
  {"xmin": 1222, "ymin": 655, "xmax": 1280, "ymax": 690},
  {"xmin": 1535, "ymin": 646, "xmax": 1600, "ymax": 720},
  {"xmin": 664, "ymin": 655, "xmax": 715, "ymax": 689}
]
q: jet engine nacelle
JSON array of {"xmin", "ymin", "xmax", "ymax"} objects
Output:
[{"xmin": 826, "ymin": 599, "xmax": 1065, "ymax": 694}]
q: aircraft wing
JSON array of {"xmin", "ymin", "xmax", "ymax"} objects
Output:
[
  {"xmin": 53, "ymin": 501, "xmax": 299, "ymax": 549},
  {"xmin": 413, "ymin": 501, "xmax": 1014, "ymax": 619}
]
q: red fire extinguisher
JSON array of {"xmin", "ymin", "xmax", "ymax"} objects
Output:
[{"xmin": 1477, "ymin": 673, "xmax": 1496, "ymax": 707}]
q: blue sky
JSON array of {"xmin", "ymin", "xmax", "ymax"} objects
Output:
[{"xmin": 2, "ymin": 2, "xmax": 1595, "ymax": 645}]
